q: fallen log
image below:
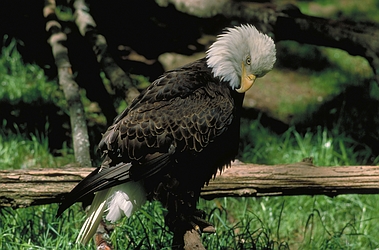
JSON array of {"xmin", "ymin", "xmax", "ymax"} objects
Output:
[{"xmin": 1, "ymin": 161, "xmax": 379, "ymax": 209}]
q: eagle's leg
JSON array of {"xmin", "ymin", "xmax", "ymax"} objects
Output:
[
  {"xmin": 167, "ymin": 208, "xmax": 215, "ymax": 250},
  {"xmin": 165, "ymin": 208, "xmax": 215, "ymax": 235},
  {"xmin": 154, "ymin": 175, "xmax": 216, "ymax": 234},
  {"xmin": 191, "ymin": 209, "xmax": 216, "ymax": 234}
]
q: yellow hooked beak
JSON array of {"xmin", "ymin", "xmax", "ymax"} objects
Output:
[{"xmin": 236, "ymin": 63, "xmax": 256, "ymax": 93}]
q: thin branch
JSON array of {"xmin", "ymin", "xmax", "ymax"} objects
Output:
[
  {"xmin": 72, "ymin": 0, "xmax": 139, "ymax": 104},
  {"xmin": 156, "ymin": 1, "xmax": 379, "ymax": 83},
  {"xmin": 241, "ymin": 2, "xmax": 379, "ymax": 83}
]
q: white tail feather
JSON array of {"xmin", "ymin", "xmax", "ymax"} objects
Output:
[
  {"xmin": 76, "ymin": 181, "xmax": 146, "ymax": 244},
  {"xmin": 76, "ymin": 189, "xmax": 110, "ymax": 244},
  {"xmin": 106, "ymin": 181, "xmax": 147, "ymax": 222}
]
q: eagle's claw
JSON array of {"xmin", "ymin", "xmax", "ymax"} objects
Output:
[{"xmin": 165, "ymin": 209, "xmax": 216, "ymax": 234}]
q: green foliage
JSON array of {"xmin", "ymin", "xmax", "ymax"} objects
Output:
[
  {"xmin": 0, "ymin": 38, "xmax": 64, "ymax": 106},
  {"xmin": 239, "ymin": 117, "xmax": 376, "ymax": 166},
  {"xmin": 110, "ymin": 202, "xmax": 171, "ymax": 249},
  {"xmin": 0, "ymin": 122, "xmax": 74, "ymax": 170},
  {"xmin": 0, "ymin": 204, "xmax": 88, "ymax": 250},
  {"xmin": 297, "ymin": 0, "xmax": 379, "ymax": 23},
  {"xmin": 55, "ymin": 5, "xmax": 74, "ymax": 22},
  {"xmin": 1, "ymin": 4, "xmax": 379, "ymax": 248},
  {"xmin": 1, "ymin": 119, "xmax": 378, "ymax": 249},
  {"xmin": 0, "ymin": 38, "xmax": 74, "ymax": 169},
  {"xmin": 272, "ymin": 40, "xmax": 375, "ymax": 125},
  {"xmin": 197, "ymin": 194, "xmax": 379, "ymax": 249}
]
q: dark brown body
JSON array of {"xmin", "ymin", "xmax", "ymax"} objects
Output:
[{"xmin": 58, "ymin": 57, "xmax": 245, "ymax": 230}]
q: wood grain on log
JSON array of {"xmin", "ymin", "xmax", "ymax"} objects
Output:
[
  {"xmin": 2, "ymin": 161, "xmax": 379, "ymax": 208},
  {"xmin": 202, "ymin": 161, "xmax": 379, "ymax": 199},
  {"xmin": 0, "ymin": 164, "xmax": 85, "ymax": 208}
]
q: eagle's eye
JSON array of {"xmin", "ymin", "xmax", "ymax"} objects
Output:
[{"xmin": 246, "ymin": 57, "xmax": 251, "ymax": 65}]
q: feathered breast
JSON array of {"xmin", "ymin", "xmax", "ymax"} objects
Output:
[{"xmin": 98, "ymin": 58, "xmax": 238, "ymax": 181}]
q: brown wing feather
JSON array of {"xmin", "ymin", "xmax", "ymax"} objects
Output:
[
  {"xmin": 98, "ymin": 58, "xmax": 236, "ymax": 177},
  {"xmin": 59, "ymin": 58, "xmax": 239, "ymax": 216}
]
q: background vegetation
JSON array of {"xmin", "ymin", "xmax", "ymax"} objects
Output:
[{"xmin": 1, "ymin": 1, "xmax": 379, "ymax": 249}]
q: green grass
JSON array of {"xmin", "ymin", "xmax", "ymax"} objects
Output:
[
  {"xmin": 0, "ymin": 38, "xmax": 74, "ymax": 169},
  {"xmin": 0, "ymin": 122, "xmax": 74, "ymax": 170},
  {"xmin": 297, "ymin": 0, "xmax": 379, "ymax": 23},
  {"xmin": 0, "ymin": 38, "xmax": 65, "ymax": 106},
  {"xmin": 1, "ymin": 118, "xmax": 379, "ymax": 249},
  {"xmin": 2, "ymin": 6, "xmax": 379, "ymax": 248},
  {"xmin": 272, "ymin": 40, "xmax": 375, "ymax": 124},
  {"xmin": 239, "ymin": 118, "xmax": 377, "ymax": 166}
]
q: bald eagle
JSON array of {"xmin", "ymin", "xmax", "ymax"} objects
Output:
[{"xmin": 58, "ymin": 24, "xmax": 276, "ymax": 244}]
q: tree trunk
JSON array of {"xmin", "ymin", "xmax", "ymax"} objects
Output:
[{"xmin": 43, "ymin": 0, "xmax": 91, "ymax": 167}]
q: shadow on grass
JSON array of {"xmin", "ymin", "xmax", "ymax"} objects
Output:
[{"xmin": 241, "ymin": 82, "xmax": 379, "ymax": 163}]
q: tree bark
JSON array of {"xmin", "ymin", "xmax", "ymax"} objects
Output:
[
  {"xmin": 202, "ymin": 160, "xmax": 379, "ymax": 199},
  {"xmin": 4, "ymin": 161, "xmax": 379, "ymax": 249},
  {"xmin": 157, "ymin": 0, "xmax": 379, "ymax": 84},
  {"xmin": 2, "ymin": 161, "xmax": 379, "ymax": 208},
  {"xmin": 72, "ymin": 0, "xmax": 139, "ymax": 105},
  {"xmin": 43, "ymin": 0, "xmax": 91, "ymax": 167}
]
